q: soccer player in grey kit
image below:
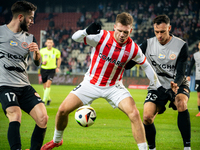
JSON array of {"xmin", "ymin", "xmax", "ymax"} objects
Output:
[
  {"xmin": 126, "ymin": 15, "xmax": 191, "ymax": 150},
  {"xmin": 0, "ymin": 1, "xmax": 48, "ymax": 150}
]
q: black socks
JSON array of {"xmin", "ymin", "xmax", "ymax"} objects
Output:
[
  {"xmin": 8, "ymin": 121, "xmax": 21, "ymax": 150},
  {"xmin": 178, "ymin": 109, "xmax": 191, "ymax": 147},
  {"xmin": 30, "ymin": 124, "xmax": 47, "ymax": 150},
  {"xmin": 144, "ymin": 123, "xmax": 156, "ymax": 149}
]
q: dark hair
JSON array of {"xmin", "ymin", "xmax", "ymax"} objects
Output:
[
  {"xmin": 153, "ymin": 15, "xmax": 170, "ymax": 25},
  {"xmin": 116, "ymin": 12, "xmax": 133, "ymax": 26},
  {"xmin": 11, "ymin": 1, "xmax": 37, "ymax": 17},
  {"xmin": 46, "ymin": 37, "xmax": 53, "ymax": 41}
]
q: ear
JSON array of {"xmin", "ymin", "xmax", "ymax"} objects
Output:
[
  {"xmin": 114, "ymin": 24, "xmax": 116, "ymax": 31},
  {"xmin": 168, "ymin": 25, "xmax": 171, "ymax": 32},
  {"xmin": 18, "ymin": 14, "xmax": 24, "ymax": 22},
  {"xmin": 130, "ymin": 28, "xmax": 133, "ymax": 34},
  {"xmin": 45, "ymin": 41, "xmax": 47, "ymax": 46}
]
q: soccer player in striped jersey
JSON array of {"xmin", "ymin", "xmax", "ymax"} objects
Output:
[
  {"xmin": 187, "ymin": 41, "xmax": 200, "ymax": 117},
  {"xmin": 41, "ymin": 12, "xmax": 174, "ymax": 150},
  {"xmin": 125, "ymin": 15, "xmax": 191, "ymax": 150}
]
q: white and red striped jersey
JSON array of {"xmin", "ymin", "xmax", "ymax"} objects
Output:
[{"xmin": 72, "ymin": 29, "xmax": 161, "ymax": 88}]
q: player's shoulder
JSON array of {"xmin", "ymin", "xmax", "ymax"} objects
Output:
[
  {"xmin": 0, "ymin": 24, "xmax": 7, "ymax": 32},
  {"xmin": 171, "ymin": 34, "xmax": 186, "ymax": 44},
  {"xmin": 146, "ymin": 36, "xmax": 157, "ymax": 44}
]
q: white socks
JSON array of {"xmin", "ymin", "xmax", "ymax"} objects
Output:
[
  {"xmin": 184, "ymin": 147, "xmax": 191, "ymax": 150},
  {"xmin": 137, "ymin": 142, "xmax": 148, "ymax": 150},
  {"xmin": 53, "ymin": 128, "xmax": 64, "ymax": 143}
]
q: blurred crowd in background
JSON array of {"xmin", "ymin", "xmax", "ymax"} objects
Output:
[{"xmin": 0, "ymin": 0, "xmax": 199, "ymax": 77}]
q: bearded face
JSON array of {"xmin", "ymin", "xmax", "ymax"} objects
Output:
[{"xmin": 20, "ymin": 18, "xmax": 29, "ymax": 31}]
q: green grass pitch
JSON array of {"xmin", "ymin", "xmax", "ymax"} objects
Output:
[{"xmin": 0, "ymin": 84, "xmax": 200, "ymax": 150}]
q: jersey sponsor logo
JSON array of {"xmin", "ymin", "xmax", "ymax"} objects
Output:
[
  {"xmin": 151, "ymin": 60, "xmax": 175, "ymax": 72},
  {"xmin": 158, "ymin": 54, "xmax": 165, "ymax": 59},
  {"xmin": 4, "ymin": 64, "xmax": 25, "ymax": 72},
  {"xmin": 0, "ymin": 51, "xmax": 24, "ymax": 62},
  {"xmin": 169, "ymin": 53, "xmax": 176, "ymax": 60},
  {"xmin": 98, "ymin": 53, "xmax": 125, "ymax": 67},
  {"xmin": 21, "ymin": 42, "xmax": 28, "ymax": 49},
  {"xmin": 10, "ymin": 41, "xmax": 18, "ymax": 46}
]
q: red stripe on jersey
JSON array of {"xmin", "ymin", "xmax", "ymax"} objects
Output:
[
  {"xmin": 109, "ymin": 38, "xmax": 133, "ymax": 86},
  {"xmin": 139, "ymin": 56, "xmax": 146, "ymax": 65},
  {"xmin": 84, "ymin": 37, "xmax": 87, "ymax": 45},
  {"xmin": 90, "ymin": 30, "xmax": 109, "ymax": 84},
  {"xmin": 99, "ymin": 41, "xmax": 122, "ymax": 86},
  {"xmin": 132, "ymin": 43, "xmax": 138, "ymax": 59}
]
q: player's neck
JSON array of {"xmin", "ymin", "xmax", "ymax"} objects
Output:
[{"xmin": 7, "ymin": 20, "xmax": 22, "ymax": 33}]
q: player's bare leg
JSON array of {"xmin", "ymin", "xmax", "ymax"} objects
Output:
[
  {"xmin": 118, "ymin": 97, "xmax": 147, "ymax": 150},
  {"xmin": 41, "ymin": 93, "xmax": 83, "ymax": 150}
]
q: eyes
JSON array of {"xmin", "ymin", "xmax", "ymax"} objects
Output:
[
  {"xmin": 117, "ymin": 29, "xmax": 129, "ymax": 35},
  {"xmin": 155, "ymin": 30, "xmax": 166, "ymax": 34}
]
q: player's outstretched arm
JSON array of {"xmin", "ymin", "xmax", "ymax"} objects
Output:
[
  {"xmin": 72, "ymin": 22, "xmax": 102, "ymax": 46},
  {"xmin": 86, "ymin": 22, "xmax": 101, "ymax": 35}
]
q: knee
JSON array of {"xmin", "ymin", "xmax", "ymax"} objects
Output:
[
  {"xmin": 6, "ymin": 107, "xmax": 22, "ymax": 122},
  {"xmin": 37, "ymin": 114, "xmax": 48, "ymax": 128},
  {"xmin": 175, "ymin": 95, "xmax": 188, "ymax": 111},
  {"xmin": 128, "ymin": 108, "xmax": 141, "ymax": 122},
  {"xmin": 58, "ymin": 105, "xmax": 69, "ymax": 117},
  {"xmin": 143, "ymin": 114, "xmax": 154, "ymax": 125}
]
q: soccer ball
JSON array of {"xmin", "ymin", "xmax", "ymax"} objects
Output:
[{"xmin": 75, "ymin": 105, "xmax": 96, "ymax": 127}]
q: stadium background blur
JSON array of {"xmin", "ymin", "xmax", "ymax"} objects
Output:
[{"xmin": 0, "ymin": 0, "xmax": 199, "ymax": 80}]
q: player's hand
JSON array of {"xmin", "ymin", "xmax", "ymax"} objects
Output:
[
  {"xmin": 86, "ymin": 22, "xmax": 101, "ymax": 35},
  {"xmin": 28, "ymin": 42, "xmax": 39, "ymax": 53},
  {"xmin": 170, "ymin": 81, "xmax": 179, "ymax": 94},
  {"xmin": 186, "ymin": 76, "xmax": 191, "ymax": 81}
]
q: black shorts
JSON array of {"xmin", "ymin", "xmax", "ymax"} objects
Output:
[
  {"xmin": 144, "ymin": 85, "xmax": 190, "ymax": 114},
  {"xmin": 40, "ymin": 68, "xmax": 56, "ymax": 83},
  {"xmin": 195, "ymin": 80, "xmax": 200, "ymax": 92},
  {"xmin": 0, "ymin": 85, "xmax": 44, "ymax": 115}
]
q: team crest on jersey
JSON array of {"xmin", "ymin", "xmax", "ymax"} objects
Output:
[
  {"xmin": 169, "ymin": 53, "xmax": 176, "ymax": 60},
  {"xmin": 124, "ymin": 51, "xmax": 130, "ymax": 56},
  {"xmin": 10, "ymin": 41, "xmax": 18, "ymax": 46},
  {"xmin": 158, "ymin": 54, "xmax": 165, "ymax": 59},
  {"xmin": 21, "ymin": 42, "xmax": 28, "ymax": 49}
]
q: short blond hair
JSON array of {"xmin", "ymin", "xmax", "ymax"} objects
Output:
[{"xmin": 115, "ymin": 12, "xmax": 133, "ymax": 26}]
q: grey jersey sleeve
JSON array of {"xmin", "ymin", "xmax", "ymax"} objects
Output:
[{"xmin": 174, "ymin": 43, "xmax": 188, "ymax": 86}]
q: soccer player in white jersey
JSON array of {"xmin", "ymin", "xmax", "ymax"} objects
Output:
[
  {"xmin": 125, "ymin": 15, "xmax": 191, "ymax": 150},
  {"xmin": 187, "ymin": 41, "xmax": 200, "ymax": 117},
  {"xmin": 41, "ymin": 12, "xmax": 176, "ymax": 150},
  {"xmin": 0, "ymin": 1, "xmax": 48, "ymax": 150}
]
